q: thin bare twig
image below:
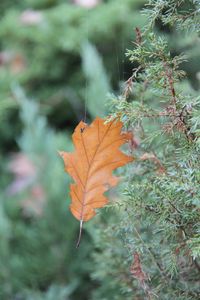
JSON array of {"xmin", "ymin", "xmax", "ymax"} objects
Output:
[{"xmin": 76, "ymin": 220, "xmax": 83, "ymax": 248}]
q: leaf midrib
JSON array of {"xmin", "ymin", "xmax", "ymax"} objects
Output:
[{"xmin": 79, "ymin": 119, "xmax": 115, "ymax": 220}]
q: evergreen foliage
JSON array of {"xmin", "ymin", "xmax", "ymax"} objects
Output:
[
  {"xmin": 0, "ymin": 87, "xmax": 93, "ymax": 299},
  {"xmin": 89, "ymin": 1, "xmax": 200, "ymax": 299},
  {"xmin": 0, "ymin": 1, "xmax": 200, "ymax": 299},
  {"xmin": 0, "ymin": 0, "xmax": 146, "ymax": 150}
]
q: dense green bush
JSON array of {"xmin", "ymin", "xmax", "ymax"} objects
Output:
[
  {"xmin": 89, "ymin": 1, "xmax": 200, "ymax": 299},
  {"xmin": 0, "ymin": 0, "xmax": 146, "ymax": 151},
  {"xmin": 0, "ymin": 0, "xmax": 199, "ymax": 299},
  {"xmin": 0, "ymin": 89, "xmax": 93, "ymax": 299},
  {"xmin": 0, "ymin": 1, "xmax": 146, "ymax": 299}
]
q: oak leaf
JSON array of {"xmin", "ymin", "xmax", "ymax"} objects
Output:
[{"xmin": 59, "ymin": 117, "xmax": 133, "ymax": 246}]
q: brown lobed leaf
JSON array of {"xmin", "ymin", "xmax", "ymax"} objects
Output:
[{"xmin": 59, "ymin": 117, "xmax": 133, "ymax": 245}]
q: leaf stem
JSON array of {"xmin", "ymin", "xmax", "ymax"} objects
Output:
[{"xmin": 76, "ymin": 220, "xmax": 83, "ymax": 248}]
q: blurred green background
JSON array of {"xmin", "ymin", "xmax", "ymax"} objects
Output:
[{"xmin": 0, "ymin": 0, "xmax": 199, "ymax": 299}]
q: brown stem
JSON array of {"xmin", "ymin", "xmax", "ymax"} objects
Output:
[
  {"xmin": 161, "ymin": 61, "xmax": 195, "ymax": 141},
  {"xmin": 162, "ymin": 62, "xmax": 176, "ymax": 105},
  {"xmin": 76, "ymin": 220, "xmax": 83, "ymax": 248},
  {"xmin": 135, "ymin": 27, "xmax": 142, "ymax": 45}
]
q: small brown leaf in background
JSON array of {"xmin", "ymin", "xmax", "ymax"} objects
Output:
[
  {"xmin": 130, "ymin": 252, "xmax": 154, "ymax": 300},
  {"xmin": 7, "ymin": 153, "xmax": 36, "ymax": 195},
  {"xmin": 130, "ymin": 252, "xmax": 148, "ymax": 283},
  {"xmin": 7, "ymin": 153, "xmax": 46, "ymax": 217}
]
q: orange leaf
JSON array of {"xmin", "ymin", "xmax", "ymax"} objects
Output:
[{"xmin": 59, "ymin": 117, "xmax": 133, "ymax": 246}]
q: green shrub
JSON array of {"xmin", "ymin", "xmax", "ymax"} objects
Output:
[{"xmin": 89, "ymin": 1, "xmax": 200, "ymax": 299}]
